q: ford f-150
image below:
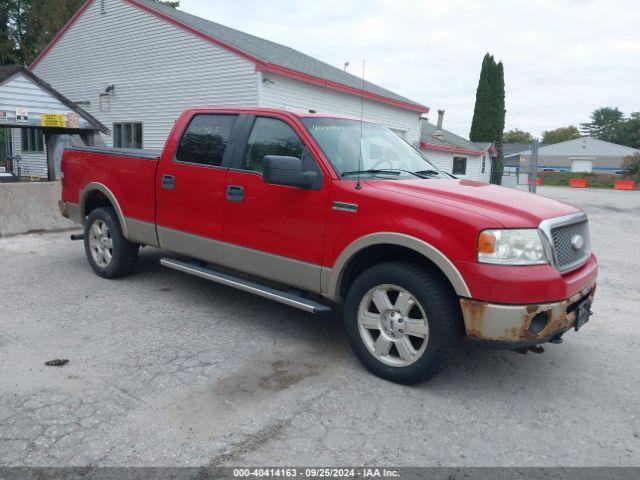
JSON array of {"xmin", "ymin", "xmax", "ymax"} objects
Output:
[{"xmin": 59, "ymin": 107, "xmax": 597, "ymax": 384}]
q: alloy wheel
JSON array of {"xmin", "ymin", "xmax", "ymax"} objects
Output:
[{"xmin": 357, "ymin": 284, "xmax": 430, "ymax": 367}]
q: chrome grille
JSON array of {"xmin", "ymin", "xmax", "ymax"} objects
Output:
[{"xmin": 549, "ymin": 220, "xmax": 590, "ymax": 272}]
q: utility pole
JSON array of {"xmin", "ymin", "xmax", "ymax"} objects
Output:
[{"xmin": 529, "ymin": 138, "xmax": 539, "ymax": 193}]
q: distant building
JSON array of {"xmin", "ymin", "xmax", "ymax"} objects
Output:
[
  {"xmin": 503, "ymin": 143, "xmax": 540, "ymax": 167},
  {"xmin": 419, "ymin": 110, "xmax": 497, "ymax": 183},
  {"xmin": 507, "ymin": 137, "xmax": 639, "ymax": 173}
]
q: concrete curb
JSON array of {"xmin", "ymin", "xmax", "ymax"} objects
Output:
[{"xmin": 0, "ymin": 181, "xmax": 77, "ymax": 237}]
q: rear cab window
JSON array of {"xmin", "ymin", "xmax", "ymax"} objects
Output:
[{"xmin": 175, "ymin": 114, "xmax": 237, "ymax": 166}]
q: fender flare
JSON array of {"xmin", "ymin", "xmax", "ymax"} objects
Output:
[
  {"xmin": 80, "ymin": 182, "xmax": 129, "ymax": 238},
  {"xmin": 322, "ymin": 232, "xmax": 471, "ymax": 301}
]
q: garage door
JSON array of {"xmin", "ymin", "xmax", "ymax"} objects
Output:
[{"xmin": 571, "ymin": 159, "xmax": 593, "ymax": 173}]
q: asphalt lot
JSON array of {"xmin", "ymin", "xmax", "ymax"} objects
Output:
[{"xmin": 1, "ymin": 186, "xmax": 639, "ymax": 466}]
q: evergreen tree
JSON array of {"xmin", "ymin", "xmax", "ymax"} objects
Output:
[
  {"xmin": 469, "ymin": 54, "xmax": 496, "ymax": 142},
  {"xmin": 469, "ymin": 53, "xmax": 506, "ymax": 184},
  {"xmin": 580, "ymin": 107, "xmax": 624, "ymax": 142},
  {"xmin": 494, "ymin": 61, "xmax": 505, "ymax": 184}
]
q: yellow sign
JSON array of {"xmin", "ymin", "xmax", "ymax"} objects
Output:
[{"xmin": 41, "ymin": 113, "xmax": 67, "ymax": 128}]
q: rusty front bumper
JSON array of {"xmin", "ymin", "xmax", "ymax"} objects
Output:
[{"xmin": 460, "ymin": 283, "xmax": 596, "ymax": 347}]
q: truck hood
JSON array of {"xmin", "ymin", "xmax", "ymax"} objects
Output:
[{"xmin": 366, "ymin": 178, "xmax": 579, "ymax": 227}]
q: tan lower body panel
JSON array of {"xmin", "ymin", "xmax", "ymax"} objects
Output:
[
  {"xmin": 124, "ymin": 218, "xmax": 159, "ymax": 247},
  {"xmin": 157, "ymin": 226, "xmax": 223, "ymax": 265},
  {"xmin": 460, "ymin": 282, "xmax": 596, "ymax": 343},
  {"xmin": 61, "ymin": 201, "xmax": 158, "ymax": 248},
  {"xmin": 224, "ymin": 242, "xmax": 321, "ymax": 294},
  {"xmin": 157, "ymin": 226, "xmax": 321, "ymax": 294}
]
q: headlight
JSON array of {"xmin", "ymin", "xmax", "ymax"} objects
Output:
[{"xmin": 477, "ymin": 229, "xmax": 548, "ymax": 265}]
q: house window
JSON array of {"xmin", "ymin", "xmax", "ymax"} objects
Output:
[
  {"xmin": 453, "ymin": 156, "xmax": 467, "ymax": 175},
  {"xmin": 113, "ymin": 123, "xmax": 143, "ymax": 149},
  {"xmin": 21, "ymin": 128, "xmax": 44, "ymax": 152},
  {"xmin": 481, "ymin": 155, "xmax": 486, "ymax": 173},
  {"xmin": 390, "ymin": 128, "xmax": 407, "ymax": 139}
]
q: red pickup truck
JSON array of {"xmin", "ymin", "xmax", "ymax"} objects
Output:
[{"xmin": 59, "ymin": 107, "xmax": 597, "ymax": 384}]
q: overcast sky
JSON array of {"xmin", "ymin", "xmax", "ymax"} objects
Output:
[{"xmin": 181, "ymin": 0, "xmax": 639, "ymax": 139}]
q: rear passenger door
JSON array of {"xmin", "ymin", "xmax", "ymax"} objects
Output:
[
  {"xmin": 222, "ymin": 114, "xmax": 330, "ymax": 294},
  {"xmin": 156, "ymin": 113, "xmax": 239, "ymax": 265}
]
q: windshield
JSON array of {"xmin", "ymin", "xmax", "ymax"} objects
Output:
[{"xmin": 300, "ymin": 117, "xmax": 446, "ymax": 179}]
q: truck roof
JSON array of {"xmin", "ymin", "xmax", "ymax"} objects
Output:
[{"xmin": 182, "ymin": 106, "xmax": 360, "ymax": 121}]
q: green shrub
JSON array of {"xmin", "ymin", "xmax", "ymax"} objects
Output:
[{"xmin": 538, "ymin": 171, "xmax": 639, "ymax": 189}]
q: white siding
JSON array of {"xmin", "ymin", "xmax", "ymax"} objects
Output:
[
  {"xmin": 11, "ymin": 129, "xmax": 47, "ymax": 177},
  {"xmin": 33, "ymin": 0, "xmax": 259, "ymax": 149},
  {"xmin": 259, "ymin": 73, "xmax": 422, "ymax": 146},
  {"xmin": 0, "ymin": 73, "xmax": 71, "ymax": 115},
  {"xmin": 421, "ymin": 149, "xmax": 487, "ymax": 182}
]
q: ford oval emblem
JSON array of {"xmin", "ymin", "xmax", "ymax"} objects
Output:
[{"xmin": 570, "ymin": 234, "xmax": 584, "ymax": 251}]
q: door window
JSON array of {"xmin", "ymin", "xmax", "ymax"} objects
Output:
[
  {"xmin": 176, "ymin": 114, "xmax": 237, "ymax": 166},
  {"xmin": 244, "ymin": 117, "xmax": 304, "ymax": 173}
]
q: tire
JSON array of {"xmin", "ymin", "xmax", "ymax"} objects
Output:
[
  {"xmin": 84, "ymin": 207, "xmax": 139, "ymax": 278},
  {"xmin": 343, "ymin": 261, "xmax": 461, "ymax": 385}
]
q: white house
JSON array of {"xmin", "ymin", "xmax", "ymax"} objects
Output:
[
  {"xmin": 0, "ymin": 65, "xmax": 107, "ymax": 179},
  {"xmin": 19, "ymin": 0, "xmax": 428, "ymax": 177},
  {"xmin": 419, "ymin": 110, "xmax": 497, "ymax": 183}
]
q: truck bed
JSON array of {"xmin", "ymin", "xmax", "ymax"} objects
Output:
[
  {"xmin": 61, "ymin": 145, "xmax": 159, "ymax": 229},
  {"xmin": 66, "ymin": 145, "xmax": 162, "ymax": 160}
]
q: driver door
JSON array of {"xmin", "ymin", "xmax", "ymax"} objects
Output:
[{"xmin": 222, "ymin": 114, "xmax": 330, "ymax": 293}]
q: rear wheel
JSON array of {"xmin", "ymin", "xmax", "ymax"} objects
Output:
[
  {"xmin": 84, "ymin": 207, "xmax": 138, "ymax": 278},
  {"xmin": 344, "ymin": 262, "xmax": 461, "ymax": 384}
]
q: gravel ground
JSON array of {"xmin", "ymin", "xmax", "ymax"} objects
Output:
[{"xmin": 0, "ymin": 186, "xmax": 639, "ymax": 467}]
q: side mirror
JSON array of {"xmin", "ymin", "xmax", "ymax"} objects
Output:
[{"xmin": 263, "ymin": 155, "xmax": 317, "ymax": 189}]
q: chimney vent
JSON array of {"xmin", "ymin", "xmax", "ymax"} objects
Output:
[{"xmin": 436, "ymin": 109, "xmax": 445, "ymax": 131}]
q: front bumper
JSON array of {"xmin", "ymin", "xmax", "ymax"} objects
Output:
[{"xmin": 460, "ymin": 282, "xmax": 596, "ymax": 348}]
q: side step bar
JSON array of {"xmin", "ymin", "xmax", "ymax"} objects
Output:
[{"xmin": 160, "ymin": 258, "xmax": 332, "ymax": 314}]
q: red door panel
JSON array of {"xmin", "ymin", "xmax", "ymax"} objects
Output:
[{"xmin": 223, "ymin": 171, "xmax": 329, "ymax": 264}]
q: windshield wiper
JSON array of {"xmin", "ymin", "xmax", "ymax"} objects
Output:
[{"xmin": 341, "ymin": 169, "xmax": 429, "ymax": 179}]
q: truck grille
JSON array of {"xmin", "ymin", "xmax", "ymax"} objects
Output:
[{"xmin": 550, "ymin": 220, "xmax": 591, "ymax": 272}]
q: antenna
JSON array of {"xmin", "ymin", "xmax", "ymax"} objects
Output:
[{"xmin": 355, "ymin": 60, "xmax": 365, "ymax": 191}]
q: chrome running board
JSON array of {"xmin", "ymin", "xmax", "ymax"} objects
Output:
[{"xmin": 160, "ymin": 258, "xmax": 332, "ymax": 314}]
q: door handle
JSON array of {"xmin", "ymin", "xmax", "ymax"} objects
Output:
[
  {"xmin": 226, "ymin": 185, "xmax": 244, "ymax": 202},
  {"xmin": 161, "ymin": 174, "xmax": 175, "ymax": 190}
]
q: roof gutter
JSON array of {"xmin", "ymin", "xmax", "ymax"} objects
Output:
[
  {"xmin": 420, "ymin": 141, "xmax": 495, "ymax": 157},
  {"xmin": 258, "ymin": 64, "xmax": 429, "ymax": 113}
]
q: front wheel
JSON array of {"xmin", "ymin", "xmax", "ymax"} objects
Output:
[
  {"xmin": 84, "ymin": 207, "xmax": 139, "ymax": 278},
  {"xmin": 344, "ymin": 262, "xmax": 461, "ymax": 385}
]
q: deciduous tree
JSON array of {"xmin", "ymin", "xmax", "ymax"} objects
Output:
[
  {"xmin": 503, "ymin": 129, "xmax": 532, "ymax": 144},
  {"xmin": 541, "ymin": 126, "xmax": 581, "ymax": 145},
  {"xmin": 0, "ymin": 0, "xmax": 179, "ymax": 67},
  {"xmin": 623, "ymin": 153, "xmax": 640, "ymax": 176}
]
